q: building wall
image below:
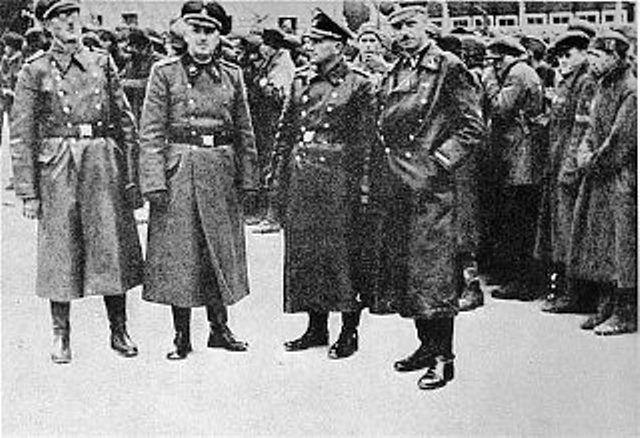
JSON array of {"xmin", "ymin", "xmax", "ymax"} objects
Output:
[{"xmin": 83, "ymin": 0, "xmax": 344, "ymax": 34}]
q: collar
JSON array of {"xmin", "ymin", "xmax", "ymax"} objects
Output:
[
  {"xmin": 181, "ymin": 53, "xmax": 221, "ymax": 81},
  {"xmin": 399, "ymin": 42, "xmax": 431, "ymax": 69},
  {"xmin": 313, "ymin": 55, "xmax": 349, "ymax": 85},
  {"xmin": 601, "ymin": 59, "xmax": 629, "ymax": 85},
  {"xmin": 49, "ymin": 38, "xmax": 88, "ymax": 73}
]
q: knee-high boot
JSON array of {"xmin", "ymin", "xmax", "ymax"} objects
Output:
[
  {"xmin": 167, "ymin": 306, "xmax": 192, "ymax": 360},
  {"xmin": 50, "ymin": 301, "xmax": 71, "ymax": 364},
  {"xmin": 104, "ymin": 295, "xmax": 138, "ymax": 357},
  {"xmin": 328, "ymin": 311, "xmax": 360, "ymax": 359},
  {"xmin": 206, "ymin": 304, "xmax": 248, "ymax": 352},
  {"xmin": 418, "ymin": 318, "xmax": 455, "ymax": 390},
  {"xmin": 284, "ymin": 311, "xmax": 329, "ymax": 351}
]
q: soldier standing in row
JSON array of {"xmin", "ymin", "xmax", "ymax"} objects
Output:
[
  {"xmin": 352, "ymin": 22, "xmax": 392, "ymax": 84},
  {"xmin": 568, "ymin": 30, "xmax": 637, "ymax": 335},
  {"xmin": 374, "ymin": 5, "xmax": 484, "ymax": 389},
  {"xmin": 139, "ymin": 0, "xmax": 258, "ymax": 360},
  {"xmin": 11, "ymin": 0, "xmax": 143, "ymax": 364},
  {"xmin": 483, "ymin": 37, "xmax": 546, "ymax": 301},
  {"xmin": 271, "ymin": 10, "xmax": 376, "ymax": 359},
  {"xmin": 534, "ymin": 27, "xmax": 596, "ymax": 313},
  {"xmin": 1, "ymin": 32, "xmax": 24, "ymax": 148}
]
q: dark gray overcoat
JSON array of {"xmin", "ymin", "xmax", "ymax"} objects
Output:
[
  {"xmin": 568, "ymin": 61, "xmax": 637, "ymax": 288},
  {"xmin": 372, "ymin": 43, "xmax": 485, "ymax": 318},
  {"xmin": 139, "ymin": 55, "xmax": 258, "ymax": 308},
  {"xmin": 10, "ymin": 41, "xmax": 143, "ymax": 301},
  {"xmin": 534, "ymin": 61, "xmax": 596, "ymax": 264}
]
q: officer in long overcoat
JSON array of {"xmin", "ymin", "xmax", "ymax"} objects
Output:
[
  {"xmin": 568, "ymin": 30, "xmax": 637, "ymax": 335},
  {"xmin": 139, "ymin": 0, "xmax": 258, "ymax": 359},
  {"xmin": 534, "ymin": 28, "xmax": 596, "ymax": 313},
  {"xmin": 10, "ymin": 0, "xmax": 143, "ymax": 364},
  {"xmin": 374, "ymin": 5, "xmax": 484, "ymax": 390},
  {"xmin": 483, "ymin": 36, "xmax": 546, "ymax": 300},
  {"xmin": 270, "ymin": 10, "xmax": 376, "ymax": 360}
]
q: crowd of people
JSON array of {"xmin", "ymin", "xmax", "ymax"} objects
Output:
[{"xmin": 1, "ymin": 0, "xmax": 637, "ymax": 392}]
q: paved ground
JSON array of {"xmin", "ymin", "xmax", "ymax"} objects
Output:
[{"xmin": 1, "ymin": 134, "xmax": 638, "ymax": 435}]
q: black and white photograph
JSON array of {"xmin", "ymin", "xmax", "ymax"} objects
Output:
[{"xmin": 1, "ymin": 0, "xmax": 638, "ymax": 435}]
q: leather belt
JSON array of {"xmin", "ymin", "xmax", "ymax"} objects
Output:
[
  {"xmin": 45, "ymin": 123, "xmax": 113, "ymax": 139},
  {"xmin": 168, "ymin": 128, "xmax": 233, "ymax": 148}
]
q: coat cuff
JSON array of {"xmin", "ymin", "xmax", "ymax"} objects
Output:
[{"xmin": 433, "ymin": 139, "xmax": 467, "ymax": 171}]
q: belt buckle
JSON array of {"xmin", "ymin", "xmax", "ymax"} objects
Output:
[
  {"xmin": 78, "ymin": 124, "xmax": 93, "ymax": 138},
  {"xmin": 201, "ymin": 134, "xmax": 215, "ymax": 147}
]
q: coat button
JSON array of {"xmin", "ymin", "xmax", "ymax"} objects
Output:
[
  {"xmin": 63, "ymin": 106, "xmax": 71, "ymax": 114},
  {"xmin": 322, "ymin": 123, "xmax": 330, "ymax": 129},
  {"xmin": 57, "ymin": 90, "xmax": 64, "ymax": 97},
  {"xmin": 408, "ymin": 134, "xmax": 415, "ymax": 141},
  {"xmin": 66, "ymin": 122, "xmax": 73, "ymax": 128},
  {"xmin": 94, "ymin": 89, "xmax": 100, "ymax": 95},
  {"xmin": 301, "ymin": 110, "xmax": 307, "ymax": 117},
  {"xmin": 301, "ymin": 95, "xmax": 309, "ymax": 103},
  {"xmin": 95, "ymin": 104, "xmax": 101, "ymax": 110},
  {"xmin": 380, "ymin": 135, "xmax": 385, "ymax": 143},
  {"xmin": 300, "ymin": 126, "xmax": 306, "ymax": 132},
  {"xmin": 191, "ymin": 130, "xmax": 197, "ymax": 136},
  {"xmin": 420, "ymin": 98, "xmax": 427, "ymax": 105},
  {"xmin": 187, "ymin": 83, "xmax": 193, "ymax": 89},
  {"xmin": 97, "ymin": 121, "xmax": 103, "ymax": 127},
  {"xmin": 384, "ymin": 147, "xmax": 390, "ymax": 154},
  {"xmin": 331, "ymin": 91, "xmax": 338, "ymax": 98},
  {"xmin": 295, "ymin": 154, "xmax": 301, "ymax": 161},
  {"xmin": 188, "ymin": 99, "xmax": 195, "ymax": 105},
  {"xmin": 319, "ymin": 156, "xmax": 326, "ymax": 162},
  {"xmin": 405, "ymin": 151, "xmax": 412, "ymax": 158},
  {"xmin": 326, "ymin": 106, "xmax": 333, "ymax": 113}
]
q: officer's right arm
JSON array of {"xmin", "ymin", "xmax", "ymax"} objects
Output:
[
  {"xmin": 267, "ymin": 79, "xmax": 297, "ymax": 190},
  {"xmin": 10, "ymin": 62, "xmax": 39, "ymax": 200},
  {"xmin": 139, "ymin": 63, "xmax": 169, "ymax": 195}
]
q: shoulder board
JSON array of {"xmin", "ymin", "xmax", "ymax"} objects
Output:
[
  {"xmin": 90, "ymin": 47, "xmax": 108, "ymax": 55},
  {"xmin": 220, "ymin": 59, "xmax": 241, "ymax": 70},
  {"xmin": 294, "ymin": 65, "xmax": 313, "ymax": 77},
  {"xmin": 349, "ymin": 65, "xmax": 371, "ymax": 78},
  {"xmin": 25, "ymin": 50, "xmax": 46, "ymax": 64},
  {"xmin": 154, "ymin": 56, "xmax": 181, "ymax": 68}
]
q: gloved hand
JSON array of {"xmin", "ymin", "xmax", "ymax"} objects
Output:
[{"xmin": 145, "ymin": 190, "xmax": 169, "ymax": 210}]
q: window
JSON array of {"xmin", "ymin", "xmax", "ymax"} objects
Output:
[
  {"xmin": 552, "ymin": 16, "xmax": 570, "ymax": 24},
  {"xmin": 278, "ymin": 16, "xmax": 297, "ymax": 35},
  {"xmin": 497, "ymin": 17, "xmax": 517, "ymax": 27},
  {"xmin": 452, "ymin": 18, "xmax": 470, "ymax": 28},
  {"xmin": 122, "ymin": 13, "xmax": 138, "ymax": 26},
  {"xmin": 577, "ymin": 12, "xmax": 599, "ymax": 23},
  {"xmin": 527, "ymin": 17, "xmax": 545, "ymax": 25},
  {"xmin": 604, "ymin": 14, "xmax": 615, "ymax": 22}
]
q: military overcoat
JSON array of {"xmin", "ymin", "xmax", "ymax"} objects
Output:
[
  {"xmin": 485, "ymin": 59, "xmax": 545, "ymax": 186},
  {"xmin": 568, "ymin": 61, "xmax": 637, "ymax": 288},
  {"xmin": 10, "ymin": 40, "xmax": 143, "ymax": 301},
  {"xmin": 139, "ymin": 54, "xmax": 258, "ymax": 308},
  {"xmin": 533, "ymin": 60, "xmax": 596, "ymax": 264},
  {"xmin": 271, "ymin": 59, "xmax": 376, "ymax": 313},
  {"xmin": 373, "ymin": 43, "xmax": 484, "ymax": 318}
]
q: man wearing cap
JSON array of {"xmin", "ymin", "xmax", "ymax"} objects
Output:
[
  {"xmin": 482, "ymin": 36, "xmax": 545, "ymax": 301},
  {"xmin": 10, "ymin": 0, "xmax": 143, "ymax": 364},
  {"xmin": 247, "ymin": 27, "xmax": 295, "ymax": 230},
  {"xmin": 121, "ymin": 27, "xmax": 164, "ymax": 122},
  {"xmin": 567, "ymin": 30, "xmax": 637, "ymax": 336},
  {"xmin": 139, "ymin": 0, "xmax": 258, "ymax": 359},
  {"xmin": 269, "ymin": 9, "xmax": 376, "ymax": 360},
  {"xmin": 534, "ymin": 27, "xmax": 596, "ymax": 314},
  {"xmin": 1, "ymin": 31, "xmax": 24, "ymax": 147},
  {"xmin": 353, "ymin": 21, "xmax": 392, "ymax": 84},
  {"xmin": 374, "ymin": 5, "xmax": 484, "ymax": 390}
]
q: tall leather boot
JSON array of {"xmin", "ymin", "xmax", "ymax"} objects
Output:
[
  {"xmin": 284, "ymin": 311, "xmax": 329, "ymax": 351},
  {"xmin": 167, "ymin": 306, "xmax": 192, "ymax": 360},
  {"xmin": 50, "ymin": 301, "xmax": 71, "ymax": 364},
  {"xmin": 394, "ymin": 319, "xmax": 436, "ymax": 372},
  {"xmin": 104, "ymin": 295, "xmax": 138, "ymax": 357},
  {"xmin": 206, "ymin": 305, "xmax": 248, "ymax": 352},
  {"xmin": 418, "ymin": 318, "xmax": 455, "ymax": 390},
  {"xmin": 594, "ymin": 288, "xmax": 638, "ymax": 336},
  {"xmin": 580, "ymin": 284, "xmax": 614, "ymax": 330},
  {"xmin": 328, "ymin": 310, "xmax": 360, "ymax": 359}
]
